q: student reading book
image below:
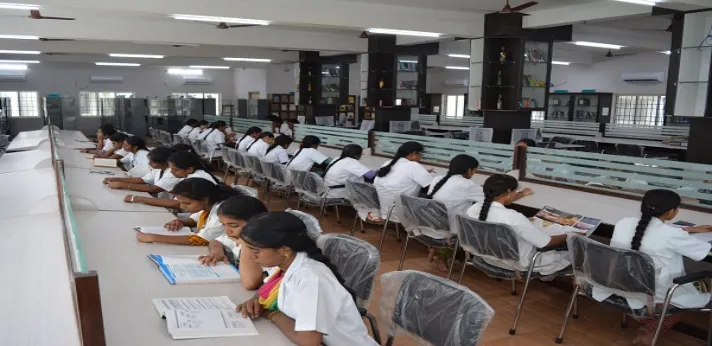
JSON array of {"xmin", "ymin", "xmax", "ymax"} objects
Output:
[
  {"xmin": 120, "ymin": 136, "xmax": 150, "ymax": 171},
  {"xmin": 153, "ymin": 296, "xmax": 258, "ymax": 339},
  {"xmin": 263, "ymin": 135, "xmax": 293, "ymax": 165},
  {"xmin": 148, "ymin": 254, "xmax": 240, "ymax": 285},
  {"xmin": 80, "ymin": 124, "xmax": 117, "ymax": 154},
  {"xmin": 103, "ymin": 147, "xmax": 181, "ymax": 196}
]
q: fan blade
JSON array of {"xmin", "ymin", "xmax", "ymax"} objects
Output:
[
  {"xmin": 40, "ymin": 16, "xmax": 75, "ymax": 20},
  {"xmin": 29, "ymin": 9, "xmax": 75, "ymax": 20},
  {"xmin": 510, "ymin": 1, "xmax": 538, "ymax": 12},
  {"xmin": 227, "ymin": 24, "xmax": 258, "ymax": 28}
]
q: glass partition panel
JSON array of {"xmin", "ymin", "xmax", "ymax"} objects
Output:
[{"xmin": 57, "ymin": 164, "xmax": 88, "ymax": 273}]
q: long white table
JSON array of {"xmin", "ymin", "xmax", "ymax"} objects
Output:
[
  {"xmin": 0, "ymin": 168, "xmax": 60, "ymax": 219},
  {"xmin": 0, "ymin": 148, "xmax": 52, "ymax": 173}
]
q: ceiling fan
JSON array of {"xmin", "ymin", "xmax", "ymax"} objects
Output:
[
  {"xmin": 605, "ymin": 49, "xmax": 636, "ymax": 58},
  {"xmin": 29, "ymin": 9, "xmax": 75, "ymax": 21},
  {"xmin": 39, "ymin": 37, "xmax": 74, "ymax": 42},
  {"xmin": 631, "ymin": 22, "xmax": 673, "ymax": 33},
  {"xmin": 215, "ymin": 22, "xmax": 258, "ymax": 29},
  {"xmin": 499, "ymin": 0, "xmax": 539, "ymax": 14}
]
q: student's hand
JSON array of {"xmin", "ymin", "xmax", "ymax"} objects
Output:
[
  {"xmin": 124, "ymin": 194, "xmax": 135, "ymax": 203},
  {"xmin": 164, "ymin": 219, "xmax": 185, "ymax": 231},
  {"xmin": 519, "ymin": 188, "xmax": 533, "ymax": 196},
  {"xmin": 237, "ymin": 297, "xmax": 263, "ymax": 319},
  {"xmin": 686, "ymin": 225, "xmax": 712, "ymax": 233},
  {"xmin": 136, "ymin": 233, "xmax": 155, "ymax": 243},
  {"xmin": 102, "ymin": 177, "xmax": 116, "ymax": 185},
  {"xmin": 426, "ymin": 168, "xmax": 435, "ymax": 173},
  {"xmin": 199, "ymin": 248, "xmax": 226, "ymax": 266},
  {"xmin": 80, "ymin": 148, "xmax": 90, "ymax": 153},
  {"xmin": 107, "ymin": 181, "xmax": 126, "ymax": 190}
]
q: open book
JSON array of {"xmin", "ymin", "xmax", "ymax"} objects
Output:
[
  {"xmin": 135, "ymin": 226, "xmax": 193, "ymax": 236},
  {"xmin": 148, "ymin": 254, "xmax": 240, "ymax": 285},
  {"xmin": 674, "ymin": 221, "xmax": 712, "ymax": 243},
  {"xmin": 532, "ymin": 206, "xmax": 601, "ymax": 237},
  {"xmin": 153, "ymin": 296, "xmax": 258, "ymax": 339},
  {"xmin": 94, "ymin": 158, "xmax": 117, "ymax": 168}
]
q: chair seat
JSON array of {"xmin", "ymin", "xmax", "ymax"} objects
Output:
[
  {"xmin": 581, "ymin": 284, "xmax": 685, "ymax": 317},
  {"xmin": 299, "ymin": 193, "xmax": 351, "ymax": 207},
  {"xmin": 410, "ymin": 234, "xmax": 457, "ymax": 249}
]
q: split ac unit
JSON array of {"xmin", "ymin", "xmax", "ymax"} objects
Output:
[
  {"xmin": 0, "ymin": 71, "xmax": 27, "ymax": 82},
  {"xmin": 183, "ymin": 76, "xmax": 214, "ymax": 85},
  {"xmin": 621, "ymin": 72, "xmax": 665, "ymax": 83},
  {"xmin": 444, "ymin": 78, "xmax": 468, "ymax": 87},
  {"xmin": 90, "ymin": 76, "xmax": 124, "ymax": 83}
]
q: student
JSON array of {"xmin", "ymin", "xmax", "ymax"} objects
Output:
[
  {"xmin": 188, "ymin": 120, "xmax": 209, "ymax": 140},
  {"xmin": 286, "ymin": 135, "xmax": 331, "ymax": 172},
  {"xmin": 235, "ymin": 126, "xmax": 262, "ymax": 152},
  {"xmin": 120, "ymin": 136, "xmax": 150, "ymax": 171},
  {"xmin": 236, "ymin": 212, "xmax": 378, "ymax": 346},
  {"xmin": 466, "ymin": 174, "xmax": 569, "ymax": 275},
  {"xmin": 263, "ymin": 135, "xmax": 294, "ymax": 165},
  {"xmin": 516, "ymin": 138, "xmax": 536, "ymax": 147},
  {"xmin": 81, "ymin": 124, "xmax": 117, "ymax": 154},
  {"xmin": 592, "ymin": 189, "xmax": 712, "ymax": 345},
  {"xmin": 372, "ymin": 141, "xmax": 433, "ymax": 221},
  {"xmin": 96, "ymin": 132, "xmax": 129, "ymax": 159},
  {"xmin": 170, "ymin": 143, "xmax": 197, "ymax": 155},
  {"xmin": 200, "ymin": 121, "xmax": 227, "ymax": 142},
  {"xmin": 199, "ymin": 195, "xmax": 269, "ymax": 290},
  {"xmin": 273, "ymin": 118, "xmax": 293, "ymax": 137},
  {"xmin": 177, "ymin": 119, "xmax": 199, "ymax": 136},
  {"xmin": 103, "ymin": 147, "xmax": 182, "ymax": 195},
  {"xmin": 323, "ymin": 144, "xmax": 375, "ymax": 198},
  {"xmin": 136, "ymin": 178, "xmax": 242, "ymax": 245},
  {"xmin": 247, "ymin": 132, "xmax": 275, "ymax": 157}
]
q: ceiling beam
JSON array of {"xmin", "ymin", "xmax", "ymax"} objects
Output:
[{"xmin": 523, "ymin": 2, "xmax": 652, "ymax": 28}]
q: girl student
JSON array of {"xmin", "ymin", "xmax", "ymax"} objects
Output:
[
  {"xmin": 235, "ymin": 126, "xmax": 262, "ymax": 152},
  {"xmin": 372, "ymin": 141, "xmax": 434, "ymax": 221},
  {"xmin": 81, "ymin": 124, "xmax": 117, "ymax": 154},
  {"xmin": 96, "ymin": 132, "xmax": 129, "ymax": 159},
  {"xmin": 177, "ymin": 118, "xmax": 199, "ymax": 136},
  {"xmin": 236, "ymin": 212, "xmax": 378, "ymax": 346},
  {"xmin": 323, "ymin": 144, "xmax": 376, "ymax": 198},
  {"xmin": 200, "ymin": 121, "xmax": 228, "ymax": 143},
  {"xmin": 286, "ymin": 135, "xmax": 332, "ymax": 173},
  {"xmin": 263, "ymin": 135, "xmax": 294, "ymax": 164},
  {"xmin": 136, "ymin": 178, "xmax": 242, "ymax": 246},
  {"xmin": 272, "ymin": 117, "xmax": 294, "ymax": 138},
  {"xmin": 465, "ymin": 174, "xmax": 568, "ymax": 276},
  {"xmin": 119, "ymin": 136, "xmax": 150, "ymax": 171},
  {"xmin": 592, "ymin": 189, "xmax": 712, "ymax": 346},
  {"xmin": 247, "ymin": 132, "xmax": 275, "ymax": 157},
  {"xmin": 199, "ymin": 195, "xmax": 269, "ymax": 290},
  {"xmin": 102, "ymin": 147, "xmax": 182, "ymax": 195},
  {"xmin": 188, "ymin": 120, "xmax": 209, "ymax": 140}
]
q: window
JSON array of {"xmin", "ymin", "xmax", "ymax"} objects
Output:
[
  {"xmin": 171, "ymin": 93, "xmax": 221, "ymax": 114},
  {"xmin": 0, "ymin": 91, "xmax": 39, "ymax": 117},
  {"xmin": 443, "ymin": 95, "xmax": 465, "ymax": 119},
  {"xmin": 613, "ymin": 95, "xmax": 666, "ymax": 126},
  {"xmin": 80, "ymin": 91, "xmax": 135, "ymax": 116}
]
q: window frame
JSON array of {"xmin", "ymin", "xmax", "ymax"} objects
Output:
[
  {"xmin": 0, "ymin": 90, "xmax": 40, "ymax": 117},
  {"xmin": 613, "ymin": 95, "xmax": 666, "ymax": 127},
  {"xmin": 79, "ymin": 91, "xmax": 135, "ymax": 117},
  {"xmin": 442, "ymin": 94, "xmax": 466, "ymax": 119}
]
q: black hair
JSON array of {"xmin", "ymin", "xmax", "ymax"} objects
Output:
[
  {"xmin": 109, "ymin": 132, "xmax": 129, "ymax": 143},
  {"xmin": 217, "ymin": 195, "xmax": 268, "ymax": 221},
  {"xmin": 236, "ymin": 126, "xmax": 262, "ymax": 147},
  {"xmin": 99, "ymin": 124, "xmax": 117, "ymax": 136},
  {"xmin": 170, "ymin": 143, "xmax": 196, "ymax": 154},
  {"xmin": 266, "ymin": 135, "xmax": 293, "ymax": 155},
  {"xmin": 198, "ymin": 120, "xmax": 210, "ymax": 126},
  {"xmin": 426, "ymin": 154, "xmax": 479, "ymax": 199},
  {"xmin": 171, "ymin": 178, "xmax": 241, "ymax": 206},
  {"xmin": 210, "ymin": 121, "xmax": 227, "ymax": 129},
  {"xmin": 631, "ymin": 189, "xmax": 681, "ymax": 251},
  {"xmin": 517, "ymin": 138, "xmax": 536, "ymax": 147},
  {"xmin": 478, "ymin": 174, "xmax": 519, "ymax": 222},
  {"xmin": 147, "ymin": 146, "xmax": 174, "ymax": 164},
  {"xmin": 376, "ymin": 141, "xmax": 424, "ymax": 178},
  {"xmin": 124, "ymin": 136, "xmax": 148, "ymax": 151},
  {"xmin": 185, "ymin": 119, "xmax": 199, "ymax": 127},
  {"xmin": 324, "ymin": 144, "xmax": 363, "ymax": 175},
  {"xmin": 240, "ymin": 212, "xmax": 356, "ymax": 301},
  {"xmin": 168, "ymin": 151, "xmax": 221, "ymax": 184},
  {"xmin": 246, "ymin": 132, "xmax": 275, "ymax": 151},
  {"xmin": 272, "ymin": 118, "xmax": 284, "ymax": 125},
  {"xmin": 287, "ymin": 135, "xmax": 321, "ymax": 166}
]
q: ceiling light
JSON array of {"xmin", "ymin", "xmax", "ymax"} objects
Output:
[
  {"xmin": 172, "ymin": 14, "xmax": 270, "ymax": 26},
  {"xmin": 0, "ymin": 59, "xmax": 39, "ymax": 63},
  {"xmin": 168, "ymin": 68, "xmax": 202, "ymax": 75},
  {"xmin": 0, "ymin": 63, "xmax": 27, "ymax": 70},
  {"xmin": 95, "ymin": 62, "xmax": 141, "ymax": 67},
  {"xmin": 448, "ymin": 54, "xmax": 470, "ymax": 59},
  {"xmin": 109, "ymin": 53, "xmax": 164, "ymax": 59},
  {"xmin": 367, "ymin": 28, "xmax": 441, "ymax": 38},
  {"xmin": 552, "ymin": 61, "xmax": 571, "ymax": 65},
  {"xmin": 660, "ymin": 50, "xmax": 671, "ymax": 55},
  {"xmin": 0, "ymin": 49, "xmax": 40, "ymax": 55},
  {"xmin": 612, "ymin": 0, "xmax": 657, "ymax": 6},
  {"xmin": 190, "ymin": 65, "xmax": 230, "ymax": 70},
  {"xmin": 223, "ymin": 57, "xmax": 272, "ymax": 62},
  {"xmin": 573, "ymin": 41, "xmax": 623, "ymax": 49},
  {"xmin": 399, "ymin": 60, "xmax": 418, "ymax": 63},
  {"xmin": 0, "ymin": 3, "xmax": 40, "ymax": 10},
  {"xmin": 0, "ymin": 34, "xmax": 39, "ymax": 40},
  {"xmin": 445, "ymin": 66, "xmax": 469, "ymax": 70}
]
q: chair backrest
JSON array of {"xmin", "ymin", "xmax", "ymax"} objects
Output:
[
  {"xmin": 345, "ymin": 179, "xmax": 381, "ymax": 212},
  {"xmin": 231, "ymin": 184, "xmax": 259, "ymax": 198},
  {"xmin": 232, "ymin": 149, "xmax": 246, "ymax": 169},
  {"xmin": 243, "ymin": 155, "xmax": 264, "ymax": 175},
  {"xmin": 292, "ymin": 170, "xmax": 325, "ymax": 198},
  {"xmin": 220, "ymin": 146, "xmax": 230, "ymax": 162},
  {"xmin": 397, "ymin": 194, "xmax": 450, "ymax": 234},
  {"xmin": 285, "ymin": 209, "xmax": 322, "ymax": 241},
  {"xmin": 456, "ymin": 214, "xmax": 520, "ymax": 264},
  {"xmin": 263, "ymin": 161, "xmax": 289, "ymax": 186},
  {"xmin": 317, "ymin": 234, "xmax": 380, "ymax": 308},
  {"xmin": 576, "ymin": 140, "xmax": 599, "ymax": 152},
  {"xmin": 615, "ymin": 143, "xmax": 644, "ymax": 157},
  {"xmin": 380, "ymin": 270, "xmax": 494, "ymax": 346},
  {"xmin": 568, "ymin": 235, "xmax": 656, "ymax": 300}
]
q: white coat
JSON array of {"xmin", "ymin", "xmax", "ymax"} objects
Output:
[
  {"xmin": 373, "ymin": 158, "xmax": 433, "ymax": 221},
  {"xmin": 189, "ymin": 202, "xmax": 224, "ymax": 241},
  {"xmin": 324, "ymin": 157, "xmax": 371, "ymax": 198}
]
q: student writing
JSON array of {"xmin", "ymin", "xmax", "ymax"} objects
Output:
[
  {"xmin": 103, "ymin": 147, "xmax": 181, "ymax": 196},
  {"xmin": 263, "ymin": 135, "xmax": 294, "ymax": 165},
  {"xmin": 247, "ymin": 132, "xmax": 275, "ymax": 157},
  {"xmin": 323, "ymin": 144, "xmax": 375, "ymax": 198}
]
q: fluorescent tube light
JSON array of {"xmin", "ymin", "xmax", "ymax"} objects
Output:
[
  {"xmin": 168, "ymin": 68, "xmax": 202, "ymax": 75},
  {"xmin": 367, "ymin": 28, "xmax": 441, "ymax": 38},
  {"xmin": 552, "ymin": 61, "xmax": 571, "ymax": 65},
  {"xmin": 172, "ymin": 14, "xmax": 270, "ymax": 26},
  {"xmin": 109, "ymin": 53, "xmax": 164, "ymax": 59},
  {"xmin": 0, "ymin": 49, "xmax": 40, "ymax": 54},
  {"xmin": 612, "ymin": 0, "xmax": 657, "ymax": 6},
  {"xmin": 222, "ymin": 57, "xmax": 272, "ymax": 62},
  {"xmin": 0, "ymin": 63, "xmax": 27, "ymax": 70},
  {"xmin": 660, "ymin": 50, "xmax": 671, "ymax": 55},
  {"xmin": 0, "ymin": 59, "xmax": 39, "ymax": 63},
  {"xmin": 95, "ymin": 62, "xmax": 141, "ymax": 67},
  {"xmin": 399, "ymin": 60, "xmax": 418, "ymax": 63},
  {"xmin": 0, "ymin": 3, "xmax": 40, "ymax": 10},
  {"xmin": 448, "ymin": 54, "xmax": 471, "ymax": 59},
  {"xmin": 0, "ymin": 34, "xmax": 39, "ymax": 40},
  {"xmin": 445, "ymin": 66, "xmax": 469, "ymax": 70},
  {"xmin": 190, "ymin": 65, "xmax": 230, "ymax": 69},
  {"xmin": 573, "ymin": 41, "xmax": 623, "ymax": 49}
]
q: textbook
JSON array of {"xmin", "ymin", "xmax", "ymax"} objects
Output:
[
  {"xmin": 153, "ymin": 296, "xmax": 259, "ymax": 339},
  {"xmin": 134, "ymin": 226, "xmax": 193, "ymax": 236},
  {"xmin": 94, "ymin": 158, "xmax": 117, "ymax": 168},
  {"xmin": 532, "ymin": 206, "xmax": 601, "ymax": 237},
  {"xmin": 148, "ymin": 254, "xmax": 240, "ymax": 285}
]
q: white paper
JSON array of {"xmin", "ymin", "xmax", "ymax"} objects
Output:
[
  {"xmin": 152, "ymin": 296, "xmax": 236, "ymax": 318},
  {"xmin": 135, "ymin": 226, "xmax": 193, "ymax": 236},
  {"xmin": 149, "ymin": 255, "xmax": 240, "ymax": 284},
  {"xmin": 94, "ymin": 158, "xmax": 117, "ymax": 168},
  {"xmin": 166, "ymin": 309, "xmax": 259, "ymax": 339},
  {"xmin": 693, "ymin": 233, "xmax": 712, "ymax": 243}
]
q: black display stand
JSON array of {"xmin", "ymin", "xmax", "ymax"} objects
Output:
[
  {"xmin": 687, "ymin": 117, "xmax": 712, "ymax": 164},
  {"xmin": 483, "ymin": 110, "xmax": 531, "ymax": 144},
  {"xmin": 547, "ymin": 92, "xmax": 613, "ymax": 123},
  {"xmin": 297, "ymin": 52, "xmax": 321, "ymax": 106}
]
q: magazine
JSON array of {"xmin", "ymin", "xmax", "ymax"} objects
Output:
[{"xmin": 531, "ymin": 206, "xmax": 601, "ymax": 237}]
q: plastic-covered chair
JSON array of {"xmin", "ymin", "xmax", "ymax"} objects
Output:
[
  {"xmin": 556, "ymin": 235, "xmax": 712, "ymax": 345},
  {"xmin": 345, "ymin": 179, "xmax": 401, "ymax": 248},
  {"xmin": 395, "ymin": 195, "xmax": 458, "ymax": 279},
  {"xmin": 615, "ymin": 143, "xmax": 645, "ymax": 157},
  {"xmin": 291, "ymin": 170, "xmax": 351, "ymax": 222},
  {"xmin": 285, "ymin": 208, "xmax": 322, "ymax": 241},
  {"xmin": 317, "ymin": 234, "xmax": 382, "ymax": 343},
  {"xmin": 262, "ymin": 161, "xmax": 293, "ymax": 208},
  {"xmin": 380, "ymin": 270, "xmax": 495, "ymax": 346},
  {"xmin": 242, "ymin": 154, "xmax": 268, "ymax": 190},
  {"xmin": 231, "ymin": 184, "xmax": 258, "ymax": 199}
]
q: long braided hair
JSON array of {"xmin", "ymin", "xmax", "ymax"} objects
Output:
[
  {"xmin": 376, "ymin": 141, "xmax": 424, "ymax": 178},
  {"xmin": 266, "ymin": 135, "xmax": 293, "ymax": 155},
  {"xmin": 426, "ymin": 154, "xmax": 479, "ymax": 199},
  {"xmin": 478, "ymin": 174, "xmax": 518, "ymax": 221},
  {"xmin": 630, "ymin": 189, "xmax": 681, "ymax": 251},
  {"xmin": 324, "ymin": 144, "xmax": 363, "ymax": 176},
  {"xmin": 236, "ymin": 126, "xmax": 262, "ymax": 148}
]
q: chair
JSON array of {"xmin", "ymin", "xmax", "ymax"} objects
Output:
[
  {"xmin": 379, "ymin": 270, "xmax": 495, "ymax": 346},
  {"xmin": 575, "ymin": 140, "xmax": 599, "ymax": 153},
  {"xmin": 231, "ymin": 149, "xmax": 250, "ymax": 185},
  {"xmin": 231, "ymin": 184, "xmax": 258, "ymax": 199},
  {"xmin": 555, "ymin": 235, "xmax": 712, "ymax": 345},
  {"xmin": 395, "ymin": 195, "xmax": 458, "ymax": 279},
  {"xmin": 286, "ymin": 209, "xmax": 322, "ymax": 241},
  {"xmin": 173, "ymin": 134, "xmax": 184, "ymax": 145},
  {"xmin": 455, "ymin": 214, "xmax": 571, "ymax": 335},
  {"xmin": 291, "ymin": 170, "xmax": 351, "ymax": 222},
  {"xmin": 615, "ymin": 143, "xmax": 645, "ymax": 157},
  {"xmin": 345, "ymin": 179, "xmax": 401, "ymax": 250},
  {"xmin": 242, "ymin": 155, "xmax": 268, "ymax": 194},
  {"xmin": 317, "ymin": 234, "xmax": 382, "ymax": 343},
  {"xmin": 262, "ymin": 161, "xmax": 293, "ymax": 208},
  {"xmin": 551, "ymin": 136, "xmax": 574, "ymax": 144}
]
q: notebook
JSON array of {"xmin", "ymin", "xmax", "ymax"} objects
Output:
[
  {"xmin": 94, "ymin": 158, "xmax": 117, "ymax": 168},
  {"xmin": 134, "ymin": 226, "xmax": 193, "ymax": 236},
  {"xmin": 148, "ymin": 254, "xmax": 240, "ymax": 285},
  {"xmin": 153, "ymin": 296, "xmax": 258, "ymax": 339}
]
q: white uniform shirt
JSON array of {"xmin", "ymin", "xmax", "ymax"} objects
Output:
[
  {"xmin": 373, "ymin": 159, "xmax": 433, "ymax": 221},
  {"xmin": 114, "ymin": 148, "xmax": 129, "ymax": 157},
  {"xmin": 141, "ymin": 168, "xmax": 182, "ymax": 192},
  {"xmin": 189, "ymin": 202, "xmax": 224, "ymax": 240},
  {"xmin": 277, "ymin": 252, "xmax": 378, "ymax": 346},
  {"xmin": 205, "ymin": 130, "xmax": 225, "ymax": 145},
  {"xmin": 324, "ymin": 157, "xmax": 371, "ymax": 198},
  {"xmin": 101, "ymin": 138, "xmax": 113, "ymax": 152},
  {"xmin": 120, "ymin": 149, "xmax": 149, "ymax": 170},
  {"xmin": 177, "ymin": 125, "xmax": 193, "ymax": 136},
  {"xmin": 264, "ymin": 146, "xmax": 290, "ymax": 164},
  {"xmin": 198, "ymin": 128, "xmax": 216, "ymax": 140},
  {"xmin": 465, "ymin": 201, "xmax": 570, "ymax": 275},
  {"xmin": 237, "ymin": 136, "xmax": 256, "ymax": 152},
  {"xmin": 247, "ymin": 139, "xmax": 270, "ymax": 157},
  {"xmin": 279, "ymin": 123, "xmax": 293, "ymax": 137},
  {"xmin": 592, "ymin": 217, "xmax": 711, "ymax": 309},
  {"xmin": 428, "ymin": 174, "xmax": 484, "ymax": 211},
  {"xmin": 187, "ymin": 127, "xmax": 203, "ymax": 140},
  {"xmin": 186, "ymin": 169, "xmax": 218, "ymax": 185},
  {"xmin": 287, "ymin": 148, "xmax": 329, "ymax": 172}
]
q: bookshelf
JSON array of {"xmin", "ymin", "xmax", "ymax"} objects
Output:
[{"xmin": 269, "ymin": 94, "xmax": 307, "ymax": 120}]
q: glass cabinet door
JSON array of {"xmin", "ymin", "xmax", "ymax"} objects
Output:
[
  {"xmin": 573, "ymin": 94, "xmax": 599, "ymax": 122},
  {"xmin": 547, "ymin": 94, "xmax": 571, "ymax": 120},
  {"xmin": 396, "ymin": 56, "xmax": 419, "ymax": 106},
  {"xmin": 521, "ymin": 41, "xmax": 548, "ymax": 109}
]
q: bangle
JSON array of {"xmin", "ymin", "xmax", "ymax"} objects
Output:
[
  {"xmin": 131, "ymin": 196, "xmax": 136, "ymax": 203},
  {"xmin": 267, "ymin": 310, "xmax": 279, "ymax": 322}
]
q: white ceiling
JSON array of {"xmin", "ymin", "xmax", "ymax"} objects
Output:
[{"xmin": 335, "ymin": 0, "xmax": 598, "ymax": 12}]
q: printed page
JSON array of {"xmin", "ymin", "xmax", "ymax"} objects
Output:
[
  {"xmin": 533, "ymin": 206, "xmax": 601, "ymax": 236},
  {"xmin": 94, "ymin": 158, "xmax": 117, "ymax": 168},
  {"xmin": 135, "ymin": 226, "xmax": 193, "ymax": 236},
  {"xmin": 152, "ymin": 296, "xmax": 235, "ymax": 317},
  {"xmin": 166, "ymin": 309, "xmax": 259, "ymax": 339},
  {"xmin": 148, "ymin": 254, "xmax": 240, "ymax": 284}
]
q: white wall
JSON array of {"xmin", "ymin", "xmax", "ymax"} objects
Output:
[
  {"xmin": 427, "ymin": 68, "xmax": 470, "ymax": 95},
  {"xmin": 234, "ymin": 67, "xmax": 266, "ymax": 99},
  {"xmin": 265, "ymin": 64, "xmax": 295, "ymax": 94}
]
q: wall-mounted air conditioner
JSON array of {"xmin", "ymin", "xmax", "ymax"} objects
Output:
[
  {"xmin": 621, "ymin": 72, "xmax": 665, "ymax": 83},
  {"xmin": 444, "ymin": 78, "xmax": 468, "ymax": 87},
  {"xmin": 0, "ymin": 71, "xmax": 27, "ymax": 82},
  {"xmin": 183, "ymin": 76, "xmax": 214, "ymax": 85},
  {"xmin": 90, "ymin": 76, "xmax": 124, "ymax": 83}
]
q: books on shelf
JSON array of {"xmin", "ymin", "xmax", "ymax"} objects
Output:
[
  {"xmin": 532, "ymin": 206, "xmax": 602, "ymax": 237},
  {"xmin": 148, "ymin": 254, "xmax": 240, "ymax": 285},
  {"xmin": 153, "ymin": 296, "xmax": 259, "ymax": 340},
  {"xmin": 134, "ymin": 226, "xmax": 193, "ymax": 236}
]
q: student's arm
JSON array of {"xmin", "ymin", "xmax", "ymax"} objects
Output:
[
  {"xmin": 200, "ymin": 240, "xmax": 226, "ymax": 265},
  {"xmin": 238, "ymin": 240, "xmax": 264, "ymax": 290},
  {"xmin": 103, "ymin": 177, "xmax": 144, "ymax": 184},
  {"xmin": 125, "ymin": 195, "xmax": 181, "ymax": 209},
  {"xmin": 518, "ymin": 213, "xmax": 567, "ymax": 248},
  {"xmin": 411, "ymin": 163, "xmax": 435, "ymax": 188},
  {"xmin": 510, "ymin": 188, "xmax": 534, "ymax": 202},
  {"xmin": 96, "ymin": 147, "xmax": 116, "ymax": 158},
  {"xmin": 266, "ymin": 312, "xmax": 323, "ymax": 346},
  {"xmin": 670, "ymin": 227, "xmax": 712, "ymax": 261},
  {"xmin": 136, "ymin": 233, "xmax": 194, "ymax": 246},
  {"xmin": 108, "ymin": 181, "xmax": 163, "ymax": 193}
]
